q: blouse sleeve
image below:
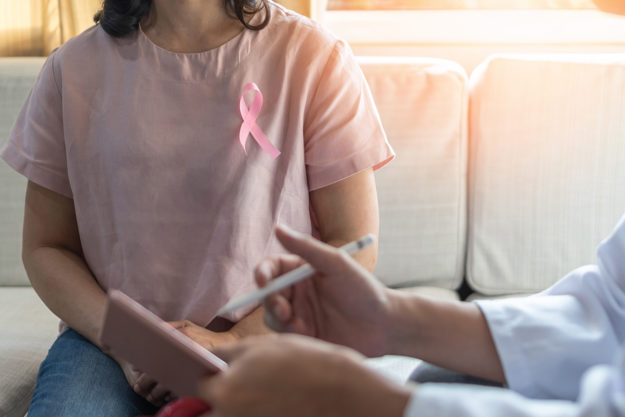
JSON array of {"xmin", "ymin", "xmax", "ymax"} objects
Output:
[
  {"xmin": 304, "ymin": 40, "xmax": 394, "ymax": 191},
  {"xmin": 1, "ymin": 51, "xmax": 72, "ymax": 198}
]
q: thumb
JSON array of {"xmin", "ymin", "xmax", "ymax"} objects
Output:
[{"xmin": 274, "ymin": 225, "xmax": 358, "ymax": 277}]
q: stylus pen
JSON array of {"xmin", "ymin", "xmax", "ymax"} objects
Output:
[{"xmin": 217, "ymin": 234, "xmax": 376, "ymax": 316}]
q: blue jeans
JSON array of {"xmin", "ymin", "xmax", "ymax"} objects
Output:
[{"xmin": 27, "ymin": 329, "xmax": 160, "ymax": 417}]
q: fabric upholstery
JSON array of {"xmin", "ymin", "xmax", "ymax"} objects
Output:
[
  {"xmin": 0, "ymin": 288, "xmax": 59, "ymax": 417},
  {"xmin": 468, "ymin": 54, "xmax": 625, "ymax": 294},
  {"xmin": 360, "ymin": 57, "xmax": 468, "ymax": 289},
  {"xmin": 0, "ymin": 58, "xmax": 45, "ymax": 286},
  {"xmin": 397, "ymin": 285, "xmax": 460, "ymax": 301}
]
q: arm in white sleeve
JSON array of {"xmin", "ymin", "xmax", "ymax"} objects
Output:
[
  {"xmin": 474, "ymin": 214, "xmax": 625, "ymax": 400},
  {"xmin": 403, "ymin": 349, "xmax": 625, "ymax": 417}
]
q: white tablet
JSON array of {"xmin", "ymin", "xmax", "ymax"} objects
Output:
[{"xmin": 99, "ymin": 290, "xmax": 227, "ymax": 397}]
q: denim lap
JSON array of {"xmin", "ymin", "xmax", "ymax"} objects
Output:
[{"xmin": 27, "ymin": 329, "xmax": 159, "ymax": 417}]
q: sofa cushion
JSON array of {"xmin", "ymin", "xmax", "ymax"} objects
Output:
[
  {"xmin": 359, "ymin": 57, "xmax": 468, "ymax": 290},
  {"xmin": 468, "ymin": 54, "xmax": 625, "ymax": 295},
  {"xmin": 0, "ymin": 57, "xmax": 46, "ymax": 287},
  {"xmin": 0, "ymin": 287, "xmax": 59, "ymax": 417}
]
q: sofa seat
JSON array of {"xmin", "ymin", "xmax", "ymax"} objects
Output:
[
  {"xmin": 0, "ymin": 287, "xmax": 59, "ymax": 417},
  {"xmin": 397, "ymin": 285, "xmax": 459, "ymax": 301}
]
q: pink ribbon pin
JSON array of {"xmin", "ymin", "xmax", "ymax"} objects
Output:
[{"xmin": 239, "ymin": 82, "xmax": 280, "ymax": 159}]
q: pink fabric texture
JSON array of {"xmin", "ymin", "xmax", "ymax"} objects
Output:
[{"xmin": 1, "ymin": 3, "xmax": 393, "ymax": 325}]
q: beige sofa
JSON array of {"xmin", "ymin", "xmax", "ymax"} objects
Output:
[{"xmin": 2, "ymin": 53, "xmax": 625, "ymax": 416}]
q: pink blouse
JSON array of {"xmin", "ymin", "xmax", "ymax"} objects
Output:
[{"xmin": 1, "ymin": 3, "xmax": 393, "ymax": 325}]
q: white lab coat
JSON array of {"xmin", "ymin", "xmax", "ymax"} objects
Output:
[{"xmin": 404, "ymin": 214, "xmax": 625, "ymax": 417}]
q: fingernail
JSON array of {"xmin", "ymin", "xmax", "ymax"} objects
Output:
[
  {"xmin": 277, "ymin": 304, "xmax": 288, "ymax": 321},
  {"xmin": 276, "ymin": 223, "xmax": 291, "ymax": 231},
  {"xmin": 259, "ymin": 263, "xmax": 272, "ymax": 279}
]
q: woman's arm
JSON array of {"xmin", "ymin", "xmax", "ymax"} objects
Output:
[
  {"xmin": 22, "ymin": 180, "xmax": 107, "ymax": 345},
  {"xmin": 309, "ymin": 168, "xmax": 380, "ymax": 271},
  {"xmin": 23, "ymin": 180, "xmax": 174, "ymax": 404}
]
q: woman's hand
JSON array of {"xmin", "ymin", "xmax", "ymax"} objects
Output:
[
  {"xmin": 255, "ymin": 225, "xmax": 394, "ymax": 357},
  {"xmin": 112, "ymin": 320, "xmax": 240, "ymax": 407},
  {"xmin": 116, "ymin": 357, "xmax": 172, "ymax": 406},
  {"xmin": 168, "ymin": 320, "xmax": 238, "ymax": 351},
  {"xmin": 198, "ymin": 334, "xmax": 411, "ymax": 417}
]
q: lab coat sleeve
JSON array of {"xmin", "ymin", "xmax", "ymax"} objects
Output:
[
  {"xmin": 401, "ymin": 214, "xmax": 625, "ymax": 417},
  {"xmin": 403, "ymin": 352, "xmax": 625, "ymax": 417},
  {"xmin": 472, "ymin": 214, "xmax": 625, "ymax": 401}
]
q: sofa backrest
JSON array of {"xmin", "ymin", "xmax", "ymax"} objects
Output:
[
  {"xmin": 468, "ymin": 54, "xmax": 625, "ymax": 295},
  {"xmin": 0, "ymin": 57, "xmax": 45, "ymax": 286},
  {"xmin": 359, "ymin": 57, "xmax": 469, "ymax": 290}
]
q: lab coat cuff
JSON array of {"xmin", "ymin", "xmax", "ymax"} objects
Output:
[{"xmin": 474, "ymin": 300, "xmax": 537, "ymax": 397}]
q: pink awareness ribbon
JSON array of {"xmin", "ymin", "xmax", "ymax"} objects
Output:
[{"xmin": 239, "ymin": 82, "xmax": 281, "ymax": 159}]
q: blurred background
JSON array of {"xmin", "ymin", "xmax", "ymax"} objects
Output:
[
  {"xmin": 329, "ymin": 0, "xmax": 596, "ymax": 9},
  {"xmin": 1, "ymin": 0, "xmax": 623, "ymax": 71}
]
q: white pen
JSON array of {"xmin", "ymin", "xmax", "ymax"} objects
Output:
[{"xmin": 217, "ymin": 234, "xmax": 376, "ymax": 316}]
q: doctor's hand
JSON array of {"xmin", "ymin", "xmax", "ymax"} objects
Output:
[
  {"xmin": 199, "ymin": 334, "xmax": 412, "ymax": 417},
  {"xmin": 255, "ymin": 225, "xmax": 394, "ymax": 357}
]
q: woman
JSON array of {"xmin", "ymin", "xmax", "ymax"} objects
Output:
[{"xmin": 0, "ymin": 0, "xmax": 393, "ymax": 415}]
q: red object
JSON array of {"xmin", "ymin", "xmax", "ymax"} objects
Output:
[{"xmin": 136, "ymin": 397, "xmax": 212, "ymax": 417}]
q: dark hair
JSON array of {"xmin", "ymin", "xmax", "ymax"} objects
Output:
[{"xmin": 94, "ymin": 0, "xmax": 270, "ymax": 38}]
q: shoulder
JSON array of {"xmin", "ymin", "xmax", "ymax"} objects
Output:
[
  {"xmin": 51, "ymin": 24, "xmax": 134, "ymax": 84},
  {"xmin": 55, "ymin": 24, "xmax": 121, "ymax": 60},
  {"xmin": 263, "ymin": 2, "xmax": 348, "ymax": 60}
]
